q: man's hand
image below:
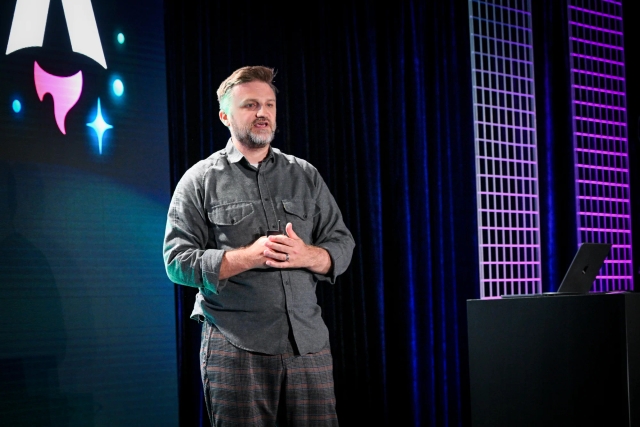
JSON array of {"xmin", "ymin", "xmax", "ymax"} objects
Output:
[
  {"xmin": 264, "ymin": 223, "xmax": 332, "ymax": 274},
  {"xmin": 219, "ymin": 236, "xmax": 270, "ymax": 280}
]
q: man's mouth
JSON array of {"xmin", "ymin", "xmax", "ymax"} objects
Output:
[{"xmin": 253, "ymin": 121, "xmax": 270, "ymax": 129}]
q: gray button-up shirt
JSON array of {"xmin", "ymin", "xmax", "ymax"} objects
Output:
[{"xmin": 163, "ymin": 140, "xmax": 355, "ymax": 355}]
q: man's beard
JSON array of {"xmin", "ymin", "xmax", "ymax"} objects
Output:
[{"xmin": 231, "ymin": 119, "xmax": 276, "ymax": 149}]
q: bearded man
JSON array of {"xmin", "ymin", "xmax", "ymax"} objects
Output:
[{"xmin": 163, "ymin": 66, "xmax": 355, "ymax": 427}]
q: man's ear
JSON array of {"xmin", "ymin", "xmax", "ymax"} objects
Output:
[{"xmin": 219, "ymin": 110, "xmax": 230, "ymax": 127}]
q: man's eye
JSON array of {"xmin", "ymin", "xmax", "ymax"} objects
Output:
[{"xmin": 245, "ymin": 103, "xmax": 255, "ymax": 108}]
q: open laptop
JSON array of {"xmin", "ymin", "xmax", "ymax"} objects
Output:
[
  {"xmin": 502, "ymin": 242, "xmax": 612, "ymax": 298},
  {"xmin": 553, "ymin": 242, "xmax": 612, "ymax": 294}
]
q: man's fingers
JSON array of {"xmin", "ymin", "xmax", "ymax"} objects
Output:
[
  {"xmin": 265, "ymin": 240, "xmax": 289, "ymax": 252},
  {"xmin": 285, "ymin": 222, "xmax": 299, "ymax": 240},
  {"xmin": 263, "ymin": 248, "xmax": 289, "ymax": 261}
]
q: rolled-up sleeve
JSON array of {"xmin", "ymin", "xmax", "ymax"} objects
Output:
[
  {"xmin": 163, "ymin": 166, "xmax": 228, "ymax": 293},
  {"xmin": 309, "ymin": 168, "xmax": 355, "ymax": 283}
]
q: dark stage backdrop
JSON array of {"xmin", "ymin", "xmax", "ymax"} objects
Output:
[
  {"xmin": 164, "ymin": 1, "xmax": 476, "ymax": 426},
  {"xmin": 163, "ymin": 0, "xmax": 639, "ymax": 426}
]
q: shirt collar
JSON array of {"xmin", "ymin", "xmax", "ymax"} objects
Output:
[
  {"xmin": 225, "ymin": 139, "xmax": 275, "ymax": 165},
  {"xmin": 225, "ymin": 139, "xmax": 244, "ymax": 164}
]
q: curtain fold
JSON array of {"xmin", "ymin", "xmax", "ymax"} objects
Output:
[{"xmin": 164, "ymin": 1, "xmax": 478, "ymax": 425}]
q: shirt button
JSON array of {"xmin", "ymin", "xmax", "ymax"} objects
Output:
[
  {"xmin": 263, "ymin": 198, "xmax": 269, "ymax": 201},
  {"xmin": 288, "ymin": 309, "xmax": 292, "ymax": 314}
]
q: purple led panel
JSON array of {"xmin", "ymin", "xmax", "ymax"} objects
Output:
[
  {"xmin": 568, "ymin": 0, "xmax": 633, "ymax": 291},
  {"xmin": 469, "ymin": 0, "xmax": 542, "ymax": 298}
]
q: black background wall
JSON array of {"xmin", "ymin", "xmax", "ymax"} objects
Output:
[{"xmin": 163, "ymin": 1, "xmax": 639, "ymax": 426}]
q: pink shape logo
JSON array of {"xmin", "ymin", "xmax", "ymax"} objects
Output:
[{"xmin": 34, "ymin": 61, "xmax": 83, "ymax": 134}]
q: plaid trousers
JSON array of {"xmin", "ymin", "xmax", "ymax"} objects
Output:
[{"xmin": 200, "ymin": 321, "xmax": 339, "ymax": 427}]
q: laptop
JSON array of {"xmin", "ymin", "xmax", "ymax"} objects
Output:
[
  {"xmin": 554, "ymin": 242, "xmax": 612, "ymax": 294},
  {"xmin": 501, "ymin": 242, "xmax": 612, "ymax": 298}
]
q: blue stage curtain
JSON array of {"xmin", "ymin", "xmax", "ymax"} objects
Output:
[{"xmin": 164, "ymin": 0, "xmax": 479, "ymax": 425}]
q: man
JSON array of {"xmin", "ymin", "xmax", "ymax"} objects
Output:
[{"xmin": 163, "ymin": 66, "xmax": 355, "ymax": 427}]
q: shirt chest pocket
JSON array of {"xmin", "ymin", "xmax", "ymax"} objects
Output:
[
  {"xmin": 282, "ymin": 199, "xmax": 319, "ymax": 243},
  {"xmin": 208, "ymin": 202, "xmax": 256, "ymax": 247}
]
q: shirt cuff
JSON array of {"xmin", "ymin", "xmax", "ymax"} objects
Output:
[
  {"xmin": 315, "ymin": 242, "xmax": 346, "ymax": 284},
  {"xmin": 201, "ymin": 248, "xmax": 228, "ymax": 294}
]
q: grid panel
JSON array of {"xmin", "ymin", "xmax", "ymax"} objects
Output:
[
  {"xmin": 568, "ymin": 0, "xmax": 633, "ymax": 291},
  {"xmin": 469, "ymin": 0, "xmax": 542, "ymax": 298}
]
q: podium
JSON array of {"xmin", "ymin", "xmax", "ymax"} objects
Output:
[{"xmin": 467, "ymin": 293, "xmax": 640, "ymax": 427}]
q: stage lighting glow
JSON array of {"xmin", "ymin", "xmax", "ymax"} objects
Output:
[
  {"xmin": 87, "ymin": 98, "xmax": 112, "ymax": 154},
  {"xmin": 113, "ymin": 79, "xmax": 124, "ymax": 96},
  {"xmin": 568, "ymin": 0, "xmax": 633, "ymax": 291},
  {"xmin": 117, "ymin": 33, "xmax": 125, "ymax": 44},
  {"xmin": 469, "ymin": 1, "xmax": 542, "ymax": 298},
  {"xmin": 12, "ymin": 99, "xmax": 21, "ymax": 113}
]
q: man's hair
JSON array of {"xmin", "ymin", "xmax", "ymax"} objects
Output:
[{"xmin": 217, "ymin": 66, "xmax": 278, "ymax": 113}]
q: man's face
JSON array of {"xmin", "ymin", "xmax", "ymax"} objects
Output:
[{"xmin": 220, "ymin": 81, "xmax": 277, "ymax": 149}]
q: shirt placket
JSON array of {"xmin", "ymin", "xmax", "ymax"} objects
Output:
[
  {"xmin": 256, "ymin": 161, "xmax": 296, "ymax": 351},
  {"xmin": 257, "ymin": 161, "xmax": 280, "ymax": 233}
]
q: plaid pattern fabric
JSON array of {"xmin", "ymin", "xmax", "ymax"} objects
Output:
[{"xmin": 200, "ymin": 321, "xmax": 339, "ymax": 427}]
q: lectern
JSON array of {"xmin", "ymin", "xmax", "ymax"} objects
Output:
[{"xmin": 467, "ymin": 293, "xmax": 640, "ymax": 427}]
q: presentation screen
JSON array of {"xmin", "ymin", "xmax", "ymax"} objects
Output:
[{"xmin": 0, "ymin": 0, "xmax": 177, "ymax": 425}]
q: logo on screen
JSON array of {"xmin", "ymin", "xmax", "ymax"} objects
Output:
[
  {"xmin": 7, "ymin": 0, "xmax": 107, "ymax": 68},
  {"xmin": 6, "ymin": 0, "xmax": 117, "ymax": 154}
]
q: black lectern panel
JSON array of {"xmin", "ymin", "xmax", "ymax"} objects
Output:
[{"xmin": 467, "ymin": 293, "xmax": 640, "ymax": 427}]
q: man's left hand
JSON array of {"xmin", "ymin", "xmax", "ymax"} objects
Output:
[{"xmin": 264, "ymin": 223, "xmax": 332, "ymax": 274}]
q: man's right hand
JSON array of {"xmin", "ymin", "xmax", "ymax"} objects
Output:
[{"xmin": 218, "ymin": 236, "xmax": 270, "ymax": 280}]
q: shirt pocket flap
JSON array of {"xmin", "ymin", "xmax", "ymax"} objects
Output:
[
  {"xmin": 208, "ymin": 202, "xmax": 254, "ymax": 225},
  {"xmin": 282, "ymin": 199, "xmax": 319, "ymax": 220}
]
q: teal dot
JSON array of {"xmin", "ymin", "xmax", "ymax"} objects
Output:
[
  {"xmin": 117, "ymin": 33, "xmax": 125, "ymax": 44},
  {"xmin": 12, "ymin": 99, "xmax": 21, "ymax": 113},
  {"xmin": 113, "ymin": 79, "xmax": 124, "ymax": 97}
]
